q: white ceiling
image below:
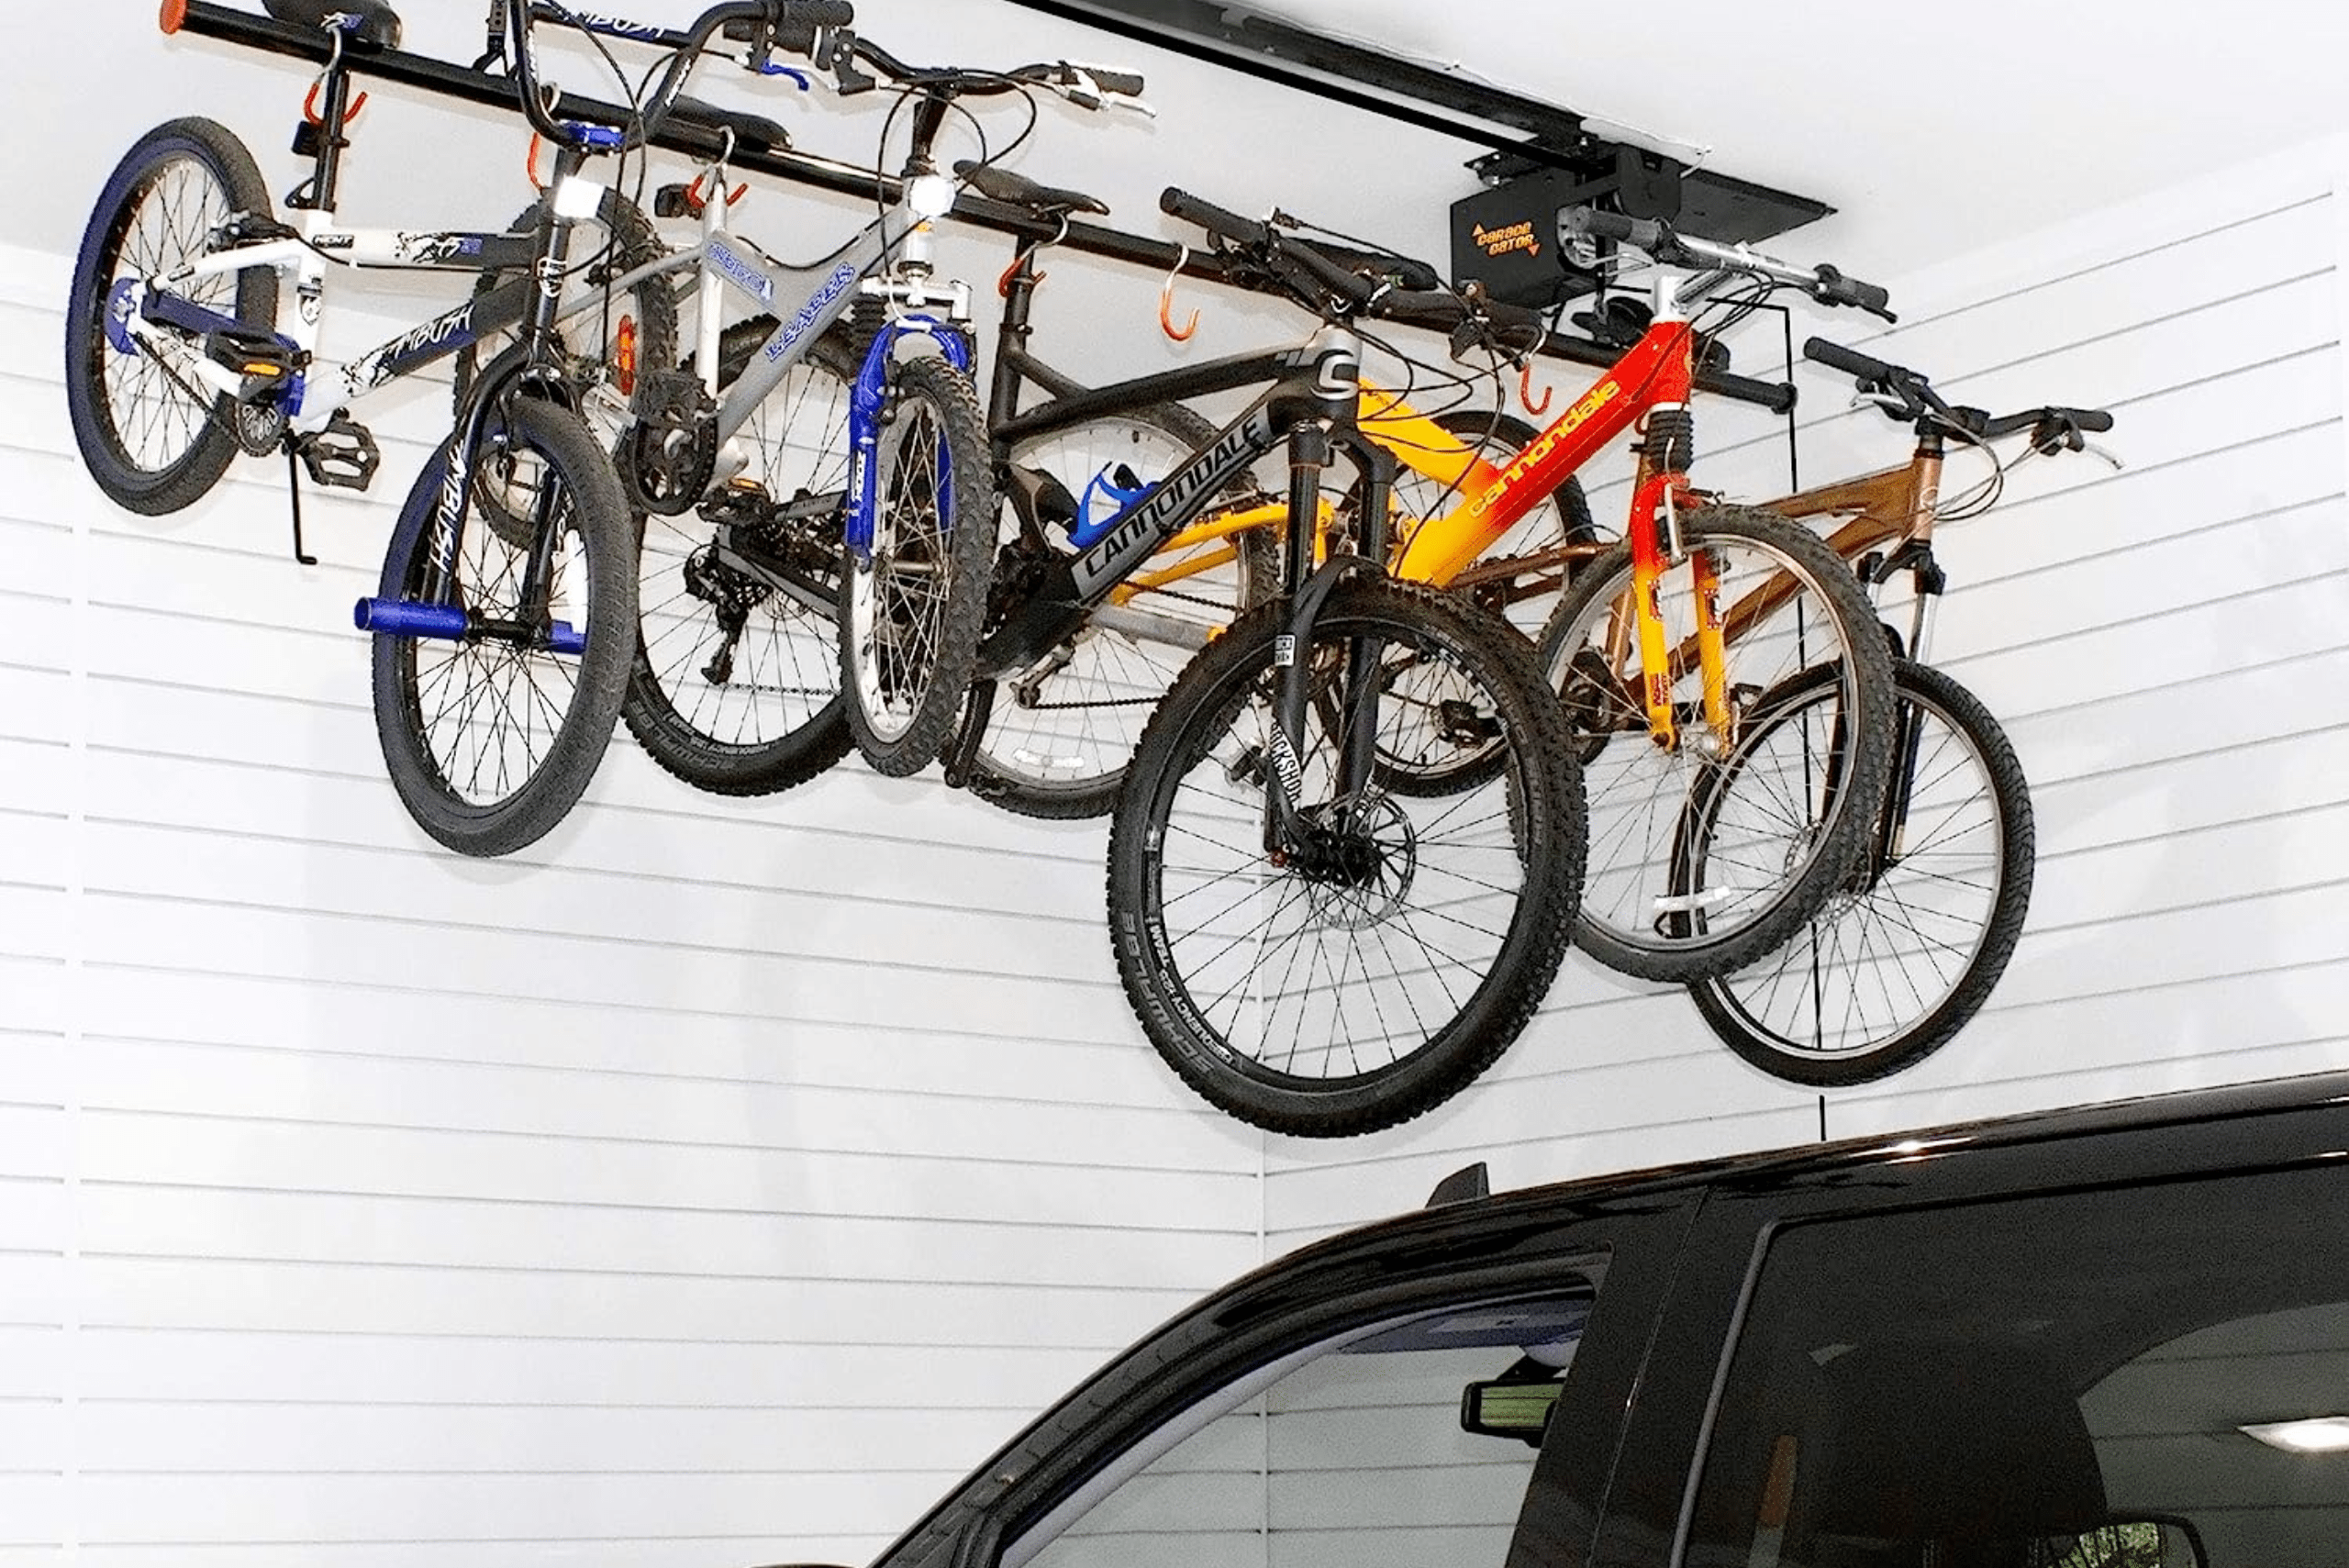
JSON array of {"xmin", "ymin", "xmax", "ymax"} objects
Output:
[
  {"xmin": 27, "ymin": 0, "xmax": 2349, "ymax": 332},
  {"xmin": 1207, "ymin": 0, "xmax": 2349, "ymax": 271}
]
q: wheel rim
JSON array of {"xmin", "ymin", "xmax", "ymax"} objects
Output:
[
  {"xmin": 639, "ymin": 353, "xmax": 851, "ymax": 751},
  {"xmin": 851, "ymin": 394, "xmax": 954, "ymax": 742},
  {"xmin": 1548, "ymin": 534, "xmax": 1874, "ymax": 956},
  {"xmin": 986, "ymin": 417, "xmax": 1258, "ymax": 794},
  {"xmin": 1142, "ymin": 617, "xmax": 1533, "ymax": 1084},
  {"xmin": 399, "ymin": 442, "xmax": 593, "ymax": 809},
  {"xmin": 1700, "ymin": 684, "xmax": 2006, "ymax": 1063},
  {"xmin": 94, "ymin": 150, "xmax": 239, "ymax": 478}
]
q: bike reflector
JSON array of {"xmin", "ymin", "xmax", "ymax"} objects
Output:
[{"xmin": 615, "ymin": 316, "xmax": 638, "ymax": 397}]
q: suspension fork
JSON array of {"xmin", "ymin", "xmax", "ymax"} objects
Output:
[
  {"xmin": 1625, "ymin": 484, "xmax": 1734, "ymax": 751},
  {"xmin": 1264, "ymin": 425, "xmax": 1393, "ymax": 852},
  {"xmin": 1873, "ymin": 548, "xmax": 1946, "ymax": 871}
]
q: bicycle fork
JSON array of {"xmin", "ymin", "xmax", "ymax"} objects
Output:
[
  {"xmin": 1626, "ymin": 409, "xmax": 1736, "ymax": 757},
  {"xmin": 1262, "ymin": 424, "xmax": 1395, "ymax": 859},
  {"xmin": 353, "ymin": 144, "xmax": 602, "ymax": 656}
]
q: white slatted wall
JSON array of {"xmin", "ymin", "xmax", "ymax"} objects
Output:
[
  {"xmin": 0, "ymin": 230, "xmax": 1264, "ymax": 1568},
  {"xmin": 9, "ymin": 17, "xmax": 2349, "ymax": 1568},
  {"xmin": 1264, "ymin": 138, "xmax": 2349, "ymax": 1244}
]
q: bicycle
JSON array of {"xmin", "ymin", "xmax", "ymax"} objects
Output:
[
  {"xmin": 62, "ymin": 0, "xmax": 845, "ymax": 853},
  {"xmin": 1681, "ymin": 334, "xmax": 2114, "ymax": 1086},
  {"xmin": 504, "ymin": 17, "xmax": 1152, "ymax": 788},
  {"xmin": 867, "ymin": 183, "xmax": 1586, "ymax": 1136},
  {"xmin": 965, "ymin": 195, "xmax": 1903, "ymax": 985}
]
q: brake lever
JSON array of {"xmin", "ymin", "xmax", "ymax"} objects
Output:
[{"xmin": 1851, "ymin": 388, "xmax": 1920, "ymax": 423}]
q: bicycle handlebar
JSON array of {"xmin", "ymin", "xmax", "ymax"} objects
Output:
[
  {"xmin": 506, "ymin": 0, "xmax": 850, "ymax": 153},
  {"xmin": 1161, "ymin": 186, "xmax": 1270, "ymax": 248},
  {"xmin": 1805, "ymin": 336, "xmax": 2114, "ymax": 448},
  {"xmin": 1564, "ymin": 206, "xmax": 1894, "ymax": 320},
  {"xmin": 1804, "ymin": 335, "xmax": 1899, "ymax": 386}
]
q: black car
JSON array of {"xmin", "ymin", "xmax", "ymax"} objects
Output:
[{"xmin": 847, "ymin": 1071, "xmax": 2349, "ymax": 1568}]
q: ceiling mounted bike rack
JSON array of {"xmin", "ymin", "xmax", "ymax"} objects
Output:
[
  {"xmin": 992, "ymin": 0, "xmax": 1834, "ymax": 309},
  {"xmin": 166, "ymin": 0, "xmax": 1798, "ymax": 411}
]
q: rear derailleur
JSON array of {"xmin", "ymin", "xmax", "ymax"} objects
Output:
[{"xmin": 679, "ymin": 480, "xmax": 842, "ymax": 685}]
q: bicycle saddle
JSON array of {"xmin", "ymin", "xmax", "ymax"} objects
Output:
[
  {"xmin": 953, "ymin": 161, "xmax": 1108, "ymax": 217},
  {"xmin": 263, "ymin": 0, "xmax": 402, "ymax": 50}
]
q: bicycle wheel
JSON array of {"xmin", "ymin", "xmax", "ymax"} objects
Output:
[
  {"xmin": 968, "ymin": 403, "xmax": 1276, "ymax": 819},
  {"xmin": 65, "ymin": 117, "xmax": 279, "ymax": 517},
  {"xmin": 370, "ymin": 400, "xmax": 635, "ymax": 857},
  {"xmin": 1108, "ymin": 579, "xmax": 1586, "ymax": 1138},
  {"xmin": 1536, "ymin": 503, "xmax": 1895, "ymax": 984},
  {"xmin": 623, "ymin": 318, "xmax": 858, "ymax": 795},
  {"xmin": 838, "ymin": 353, "xmax": 996, "ymax": 777},
  {"xmin": 1687, "ymin": 660, "xmax": 2033, "ymax": 1085},
  {"xmin": 451, "ymin": 192, "xmax": 677, "ymax": 547}
]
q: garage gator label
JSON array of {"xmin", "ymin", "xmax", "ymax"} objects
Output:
[{"xmin": 1472, "ymin": 218, "xmax": 1542, "ymax": 261}]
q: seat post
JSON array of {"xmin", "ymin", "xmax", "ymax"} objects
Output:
[{"xmin": 291, "ymin": 29, "xmax": 357, "ymax": 213}]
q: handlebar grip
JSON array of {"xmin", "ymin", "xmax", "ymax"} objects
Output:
[
  {"xmin": 1161, "ymin": 186, "xmax": 1269, "ymax": 248},
  {"xmin": 1481, "ymin": 297, "xmax": 1544, "ymax": 334},
  {"xmin": 1376, "ymin": 289, "xmax": 1470, "ymax": 330},
  {"xmin": 781, "ymin": 0, "xmax": 853, "ymax": 25},
  {"xmin": 1090, "ymin": 66, "xmax": 1145, "ymax": 95},
  {"xmin": 1561, "ymin": 206, "xmax": 1664, "ymax": 253},
  {"xmin": 1814, "ymin": 264, "xmax": 1892, "ymax": 317},
  {"xmin": 1282, "ymin": 237, "xmax": 1379, "ymax": 307},
  {"xmin": 2070, "ymin": 408, "xmax": 2115, "ymax": 434},
  {"xmin": 1803, "ymin": 336, "xmax": 1901, "ymax": 386}
]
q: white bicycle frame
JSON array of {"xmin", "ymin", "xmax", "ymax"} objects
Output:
[{"xmin": 113, "ymin": 168, "xmax": 623, "ymax": 436}]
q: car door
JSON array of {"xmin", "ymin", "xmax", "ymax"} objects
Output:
[
  {"xmin": 1591, "ymin": 1095, "xmax": 2349, "ymax": 1568},
  {"xmin": 874, "ymin": 1182, "xmax": 1705, "ymax": 1568}
]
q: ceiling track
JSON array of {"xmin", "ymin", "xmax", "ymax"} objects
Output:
[{"xmin": 162, "ymin": 0, "xmax": 1798, "ymax": 411}]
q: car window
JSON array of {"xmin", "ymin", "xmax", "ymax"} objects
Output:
[
  {"xmin": 1008, "ymin": 1279, "xmax": 1606, "ymax": 1568},
  {"xmin": 1682, "ymin": 1164, "xmax": 2349, "ymax": 1568}
]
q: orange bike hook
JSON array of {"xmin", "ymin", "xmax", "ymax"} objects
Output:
[
  {"xmin": 1520, "ymin": 356, "xmax": 1553, "ymax": 417},
  {"xmin": 303, "ymin": 80, "xmax": 368, "ymax": 128},
  {"xmin": 1160, "ymin": 243, "xmax": 1200, "ymax": 342}
]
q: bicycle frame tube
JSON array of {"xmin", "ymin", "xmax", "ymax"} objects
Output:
[
  {"xmin": 122, "ymin": 185, "xmax": 645, "ymax": 435},
  {"xmin": 1390, "ymin": 310, "xmax": 1694, "ymax": 586},
  {"xmin": 1742, "ymin": 445, "xmax": 1943, "ymax": 661},
  {"xmin": 644, "ymin": 160, "xmax": 956, "ymax": 447},
  {"xmin": 977, "ymin": 327, "xmax": 1364, "ymax": 678}
]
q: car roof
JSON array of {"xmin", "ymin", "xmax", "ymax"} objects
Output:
[{"xmin": 1276, "ymin": 1066, "xmax": 2349, "ymax": 1278}]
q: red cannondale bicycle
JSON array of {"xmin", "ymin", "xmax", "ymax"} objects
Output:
[{"xmin": 1408, "ymin": 206, "xmax": 1905, "ymax": 984}]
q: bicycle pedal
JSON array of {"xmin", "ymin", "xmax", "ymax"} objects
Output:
[
  {"xmin": 204, "ymin": 328, "xmax": 305, "ymax": 403},
  {"xmin": 295, "ymin": 412, "xmax": 382, "ymax": 492}
]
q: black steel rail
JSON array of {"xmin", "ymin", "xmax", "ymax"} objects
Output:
[{"xmin": 168, "ymin": 0, "xmax": 1795, "ymax": 411}]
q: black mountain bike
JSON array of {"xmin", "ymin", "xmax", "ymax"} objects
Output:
[{"xmin": 996, "ymin": 187, "xmax": 1588, "ymax": 1137}]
